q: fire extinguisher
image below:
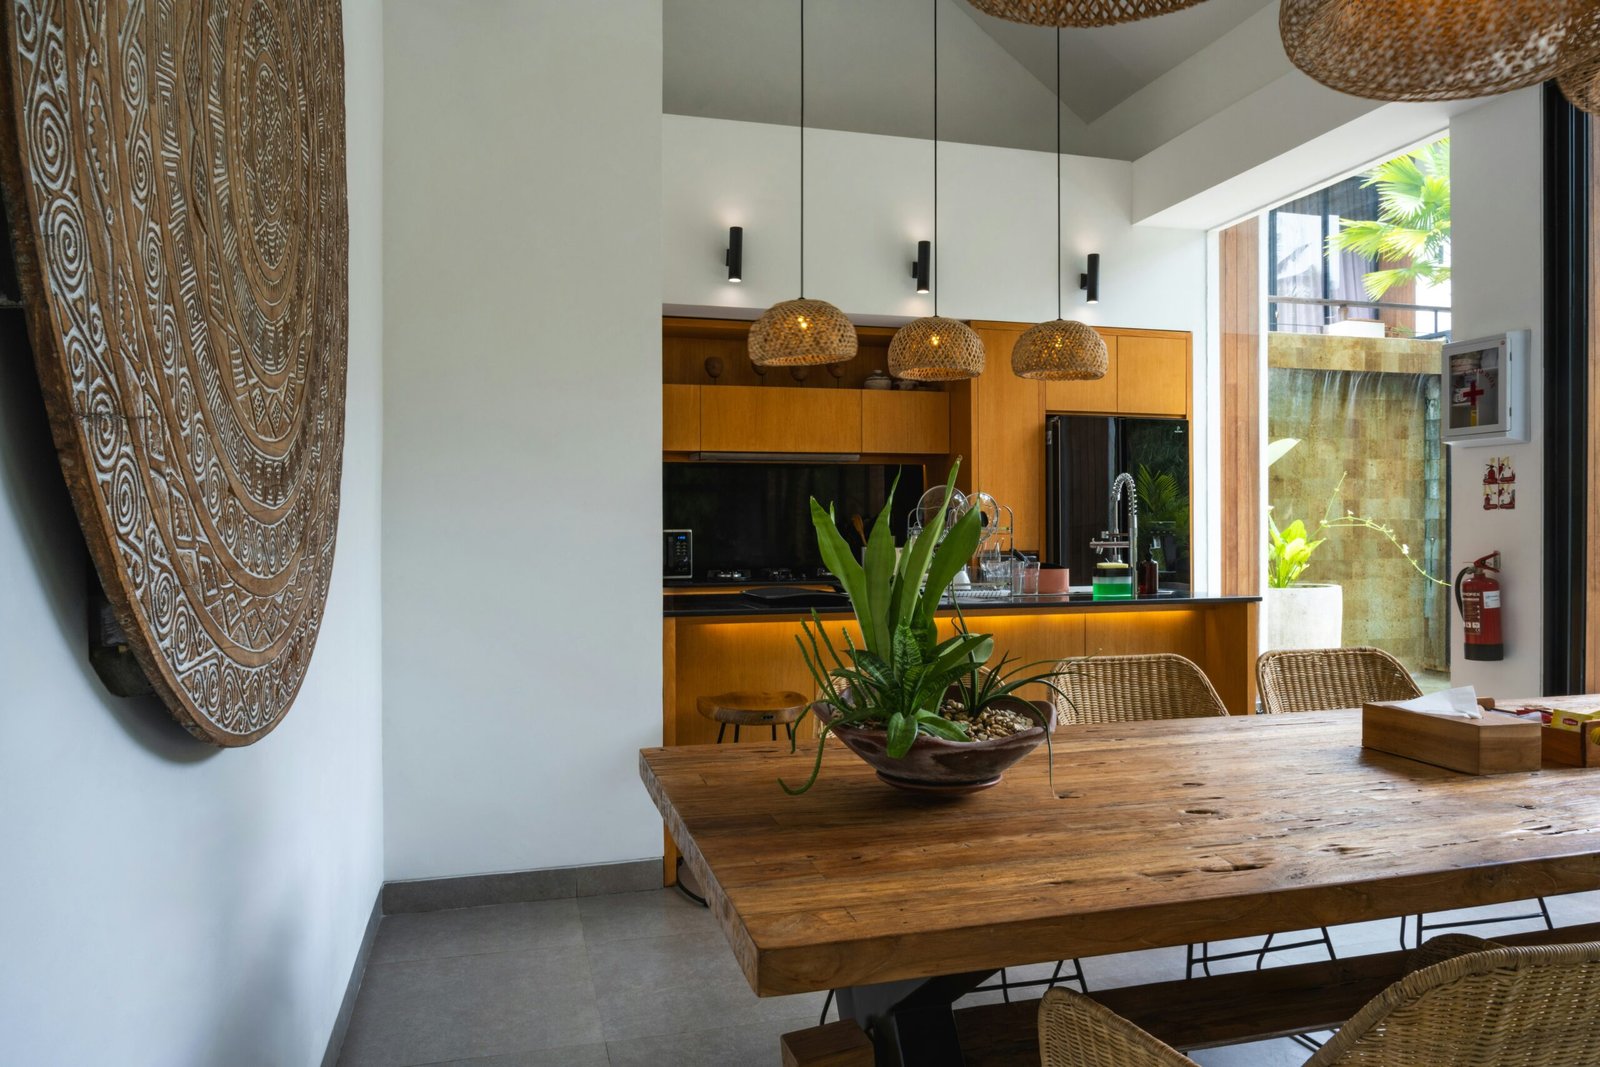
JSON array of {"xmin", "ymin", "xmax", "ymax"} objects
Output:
[{"xmin": 1454, "ymin": 551, "xmax": 1504, "ymax": 662}]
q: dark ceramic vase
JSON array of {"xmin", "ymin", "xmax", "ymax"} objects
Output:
[{"xmin": 813, "ymin": 697, "xmax": 1055, "ymax": 794}]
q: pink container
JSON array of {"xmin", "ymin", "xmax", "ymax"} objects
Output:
[{"xmin": 1037, "ymin": 566, "xmax": 1070, "ymax": 594}]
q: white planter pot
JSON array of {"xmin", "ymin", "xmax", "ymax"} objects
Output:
[{"xmin": 1265, "ymin": 584, "xmax": 1344, "ymax": 651}]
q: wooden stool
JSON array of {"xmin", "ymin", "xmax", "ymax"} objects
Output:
[{"xmin": 696, "ymin": 690, "xmax": 809, "ymax": 744}]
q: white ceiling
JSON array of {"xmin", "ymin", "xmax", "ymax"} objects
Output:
[
  {"xmin": 664, "ymin": 0, "xmax": 1280, "ymax": 159},
  {"xmin": 966, "ymin": 0, "xmax": 1274, "ymax": 122}
]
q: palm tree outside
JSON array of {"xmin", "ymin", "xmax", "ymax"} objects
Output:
[{"xmin": 1327, "ymin": 139, "xmax": 1451, "ymax": 302}]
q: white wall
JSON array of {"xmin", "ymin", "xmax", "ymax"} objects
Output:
[
  {"xmin": 383, "ymin": 0, "xmax": 665, "ymax": 880},
  {"xmin": 1447, "ymin": 88, "xmax": 1545, "ymax": 694},
  {"xmin": 663, "ymin": 112, "xmax": 1214, "ymax": 590},
  {"xmin": 0, "ymin": 2, "xmax": 385, "ymax": 1062},
  {"xmin": 663, "ymin": 114, "xmax": 1207, "ymax": 332}
]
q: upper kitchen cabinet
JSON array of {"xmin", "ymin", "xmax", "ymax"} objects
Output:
[
  {"xmin": 862, "ymin": 391, "xmax": 950, "ymax": 455},
  {"xmin": 663, "ymin": 317, "xmax": 950, "ymax": 456},
  {"xmin": 1042, "ymin": 333, "xmax": 1120, "ymax": 414},
  {"xmin": 663, "ymin": 384, "xmax": 701, "ymax": 452},
  {"xmin": 701, "ymin": 386, "xmax": 863, "ymax": 454},
  {"xmin": 1043, "ymin": 329, "xmax": 1190, "ymax": 418},
  {"xmin": 1116, "ymin": 333, "xmax": 1190, "ymax": 417}
]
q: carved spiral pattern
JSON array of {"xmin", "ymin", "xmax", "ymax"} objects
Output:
[{"xmin": 1, "ymin": 0, "xmax": 348, "ymax": 745}]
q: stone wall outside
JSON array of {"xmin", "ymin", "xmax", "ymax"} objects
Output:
[{"xmin": 1268, "ymin": 333, "xmax": 1449, "ymax": 673}]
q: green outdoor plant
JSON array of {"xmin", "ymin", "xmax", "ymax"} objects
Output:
[
  {"xmin": 782, "ymin": 461, "xmax": 1070, "ymax": 795},
  {"xmin": 1327, "ymin": 139, "xmax": 1450, "ymax": 301},
  {"xmin": 1266, "ymin": 515, "xmax": 1325, "ymax": 589}
]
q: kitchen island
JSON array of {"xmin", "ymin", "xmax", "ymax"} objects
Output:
[{"xmin": 663, "ymin": 589, "xmax": 1260, "ymax": 733}]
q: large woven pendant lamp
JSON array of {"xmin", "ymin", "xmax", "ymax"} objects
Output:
[
  {"xmin": 1013, "ymin": 28, "xmax": 1108, "ymax": 382},
  {"xmin": 1561, "ymin": 49, "xmax": 1600, "ymax": 114},
  {"xmin": 1280, "ymin": 0, "xmax": 1600, "ymax": 103},
  {"xmin": 749, "ymin": 0, "xmax": 857, "ymax": 368},
  {"xmin": 889, "ymin": 0, "xmax": 985, "ymax": 381},
  {"xmin": 964, "ymin": 0, "xmax": 1204, "ymax": 27}
]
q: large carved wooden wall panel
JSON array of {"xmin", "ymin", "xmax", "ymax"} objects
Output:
[{"xmin": 0, "ymin": 0, "xmax": 349, "ymax": 745}]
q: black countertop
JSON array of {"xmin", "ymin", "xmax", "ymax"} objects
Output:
[{"xmin": 665, "ymin": 590, "xmax": 1261, "ymax": 618}]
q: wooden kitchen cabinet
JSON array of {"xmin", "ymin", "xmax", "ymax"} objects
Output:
[
  {"xmin": 967, "ymin": 324, "xmax": 1045, "ymax": 553},
  {"xmin": 1042, "ymin": 333, "xmax": 1119, "ymax": 413},
  {"xmin": 861, "ymin": 391, "xmax": 950, "ymax": 454},
  {"xmin": 699, "ymin": 385, "xmax": 863, "ymax": 454},
  {"xmin": 1116, "ymin": 334, "xmax": 1190, "ymax": 417},
  {"xmin": 663, "ymin": 384, "xmax": 701, "ymax": 451}
]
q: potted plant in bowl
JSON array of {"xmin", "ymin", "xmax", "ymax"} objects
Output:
[{"xmin": 781, "ymin": 462, "xmax": 1071, "ymax": 796}]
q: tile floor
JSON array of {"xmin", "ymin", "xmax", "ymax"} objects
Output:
[{"xmin": 337, "ymin": 888, "xmax": 1600, "ymax": 1066}]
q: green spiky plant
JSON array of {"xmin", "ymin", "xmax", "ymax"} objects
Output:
[{"xmin": 782, "ymin": 461, "xmax": 1073, "ymax": 795}]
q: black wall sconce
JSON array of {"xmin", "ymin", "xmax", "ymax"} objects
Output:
[
  {"xmin": 1080, "ymin": 253, "xmax": 1099, "ymax": 305},
  {"xmin": 912, "ymin": 240, "xmax": 931, "ymax": 294},
  {"xmin": 725, "ymin": 226, "xmax": 743, "ymax": 284}
]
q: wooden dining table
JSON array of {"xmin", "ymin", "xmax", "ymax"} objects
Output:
[{"xmin": 638, "ymin": 709, "xmax": 1600, "ymax": 1066}]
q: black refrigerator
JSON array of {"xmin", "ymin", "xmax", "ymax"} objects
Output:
[{"xmin": 1044, "ymin": 414, "xmax": 1191, "ymax": 589}]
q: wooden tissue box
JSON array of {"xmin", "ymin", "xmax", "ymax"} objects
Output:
[
  {"xmin": 1485, "ymin": 697, "xmax": 1600, "ymax": 768},
  {"xmin": 1362, "ymin": 701, "xmax": 1541, "ymax": 775},
  {"xmin": 1542, "ymin": 723, "xmax": 1600, "ymax": 767}
]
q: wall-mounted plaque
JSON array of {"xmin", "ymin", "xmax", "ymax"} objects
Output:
[{"xmin": 0, "ymin": 0, "xmax": 349, "ymax": 745}]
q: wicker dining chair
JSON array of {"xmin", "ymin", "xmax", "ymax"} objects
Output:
[
  {"xmin": 1048, "ymin": 654, "xmax": 1243, "ymax": 982},
  {"xmin": 1038, "ymin": 937, "xmax": 1600, "ymax": 1067},
  {"xmin": 1256, "ymin": 646, "xmax": 1421, "ymax": 715},
  {"xmin": 1257, "ymin": 646, "xmax": 1553, "ymax": 951},
  {"xmin": 1051, "ymin": 653, "xmax": 1229, "ymax": 725}
]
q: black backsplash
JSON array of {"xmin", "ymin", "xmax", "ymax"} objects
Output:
[{"xmin": 664, "ymin": 463, "xmax": 925, "ymax": 578}]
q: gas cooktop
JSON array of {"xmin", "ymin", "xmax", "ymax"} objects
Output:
[{"xmin": 703, "ymin": 566, "xmax": 834, "ymax": 584}]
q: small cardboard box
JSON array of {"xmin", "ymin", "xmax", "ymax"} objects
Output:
[
  {"xmin": 1550, "ymin": 706, "xmax": 1600, "ymax": 732},
  {"xmin": 1362, "ymin": 702, "xmax": 1541, "ymax": 775}
]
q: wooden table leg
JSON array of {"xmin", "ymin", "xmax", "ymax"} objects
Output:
[{"xmin": 836, "ymin": 970, "xmax": 995, "ymax": 1067}]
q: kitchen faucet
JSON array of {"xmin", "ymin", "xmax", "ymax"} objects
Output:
[{"xmin": 1090, "ymin": 472, "xmax": 1138, "ymax": 567}]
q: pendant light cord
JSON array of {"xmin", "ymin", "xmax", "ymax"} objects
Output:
[
  {"xmin": 933, "ymin": 0, "xmax": 939, "ymax": 316},
  {"xmin": 1055, "ymin": 26, "xmax": 1062, "ymax": 322},
  {"xmin": 799, "ymin": 0, "xmax": 806, "ymax": 300}
]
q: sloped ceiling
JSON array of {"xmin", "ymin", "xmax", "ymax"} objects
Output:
[{"xmin": 664, "ymin": 0, "xmax": 1280, "ymax": 160}]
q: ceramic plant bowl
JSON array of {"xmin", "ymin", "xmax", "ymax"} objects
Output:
[{"xmin": 813, "ymin": 697, "xmax": 1055, "ymax": 794}]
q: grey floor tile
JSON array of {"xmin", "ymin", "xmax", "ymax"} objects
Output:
[
  {"xmin": 420, "ymin": 1046, "xmax": 610, "ymax": 1067},
  {"xmin": 372, "ymin": 900, "xmax": 583, "ymax": 965},
  {"xmin": 585, "ymin": 930, "xmax": 825, "ymax": 1043},
  {"xmin": 605, "ymin": 1021, "xmax": 795, "ymax": 1067},
  {"xmin": 338, "ymin": 945, "xmax": 602, "ymax": 1067},
  {"xmin": 578, "ymin": 888, "xmax": 715, "ymax": 945},
  {"xmin": 1193, "ymin": 1038, "xmax": 1311, "ymax": 1066},
  {"xmin": 1078, "ymin": 946, "xmax": 1190, "ymax": 990},
  {"xmin": 344, "ymin": 887, "xmax": 1600, "ymax": 1066}
]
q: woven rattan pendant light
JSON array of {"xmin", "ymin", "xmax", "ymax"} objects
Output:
[
  {"xmin": 1562, "ymin": 50, "xmax": 1600, "ymax": 114},
  {"xmin": 749, "ymin": 0, "xmax": 857, "ymax": 368},
  {"xmin": 1281, "ymin": 0, "xmax": 1600, "ymax": 103},
  {"xmin": 889, "ymin": 0, "xmax": 985, "ymax": 381},
  {"xmin": 1013, "ymin": 28, "xmax": 1108, "ymax": 382},
  {"xmin": 964, "ymin": 0, "xmax": 1204, "ymax": 28}
]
